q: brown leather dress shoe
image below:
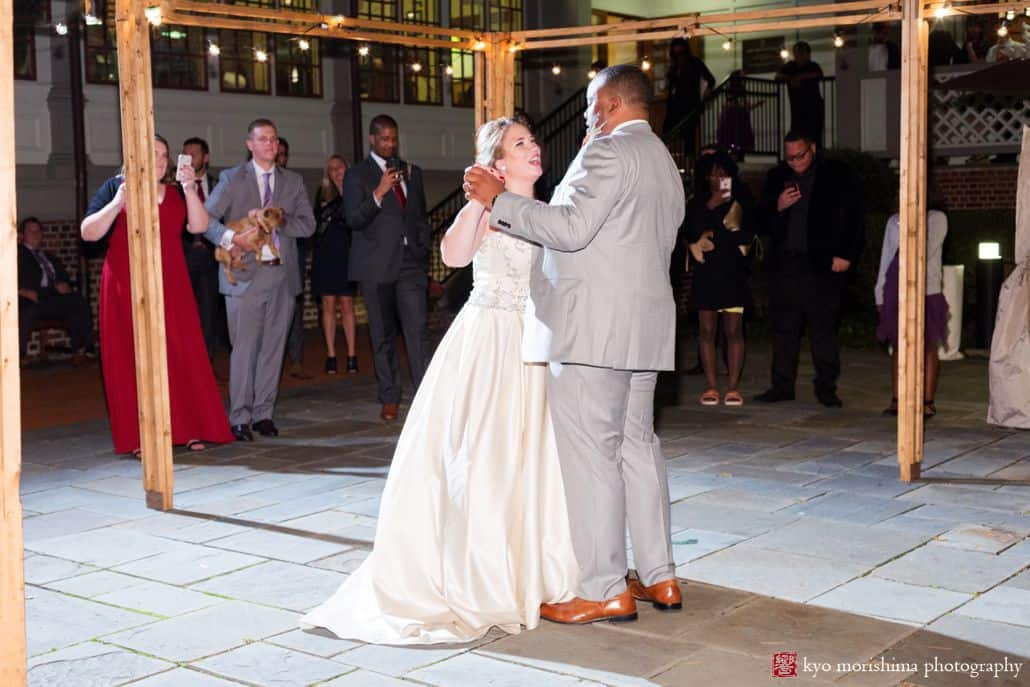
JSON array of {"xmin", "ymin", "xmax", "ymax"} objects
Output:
[
  {"xmin": 627, "ymin": 577, "xmax": 682, "ymax": 611},
  {"xmin": 539, "ymin": 589, "xmax": 637, "ymax": 624},
  {"xmin": 380, "ymin": 403, "xmax": 399, "ymax": 421}
]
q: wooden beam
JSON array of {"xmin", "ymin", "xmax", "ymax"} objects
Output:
[
  {"xmin": 897, "ymin": 0, "xmax": 929, "ymax": 482},
  {"xmin": 921, "ymin": 1, "xmax": 1027, "ymax": 17},
  {"xmin": 116, "ymin": 0, "xmax": 175, "ymax": 509},
  {"xmin": 474, "ymin": 49, "xmax": 486, "ymax": 131},
  {"xmin": 0, "ymin": 0, "xmax": 27, "ymax": 677},
  {"xmin": 519, "ymin": 11, "xmax": 901, "ymax": 51}
]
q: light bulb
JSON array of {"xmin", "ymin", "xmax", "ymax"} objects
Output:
[
  {"xmin": 833, "ymin": 34, "xmax": 845, "ymax": 48},
  {"xmin": 1025, "ymin": 7, "xmax": 1030, "ymax": 17},
  {"xmin": 722, "ymin": 39, "xmax": 733, "ymax": 51},
  {"xmin": 508, "ymin": 43, "xmax": 520, "ymax": 53},
  {"xmin": 208, "ymin": 43, "xmax": 220, "ymax": 56},
  {"xmin": 587, "ymin": 69, "xmax": 597, "ymax": 80},
  {"xmin": 144, "ymin": 6, "xmax": 162, "ymax": 26},
  {"xmin": 780, "ymin": 48, "xmax": 790, "ymax": 60},
  {"xmin": 641, "ymin": 58, "xmax": 651, "ymax": 71},
  {"xmin": 411, "ymin": 62, "xmax": 423, "ymax": 72},
  {"xmin": 551, "ymin": 64, "xmax": 561, "ymax": 76},
  {"xmin": 473, "ymin": 40, "xmax": 486, "ymax": 51},
  {"xmin": 444, "ymin": 64, "xmax": 454, "ymax": 76},
  {"xmin": 999, "ymin": 23, "xmax": 1009, "ymax": 37},
  {"xmin": 291, "ymin": 67, "xmax": 299, "ymax": 83},
  {"xmin": 55, "ymin": 22, "xmax": 68, "ymax": 35},
  {"xmin": 255, "ymin": 49, "xmax": 268, "ymax": 63},
  {"xmin": 84, "ymin": 13, "xmax": 102, "ymax": 25},
  {"xmin": 298, "ymin": 39, "xmax": 310, "ymax": 51},
  {"xmin": 1006, "ymin": 9, "xmax": 1016, "ymax": 20},
  {"xmin": 319, "ymin": 22, "xmax": 328, "ymax": 29},
  {"xmin": 358, "ymin": 44, "xmax": 370, "ymax": 57}
]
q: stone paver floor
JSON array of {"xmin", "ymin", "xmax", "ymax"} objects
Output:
[{"xmin": 19, "ymin": 345, "xmax": 1030, "ymax": 686}]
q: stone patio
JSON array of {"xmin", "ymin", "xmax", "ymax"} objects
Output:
[{"xmin": 18, "ymin": 344, "xmax": 1030, "ymax": 686}]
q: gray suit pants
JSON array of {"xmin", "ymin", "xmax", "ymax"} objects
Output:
[
  {"xmin": 546, "ymin": 363, "xmax": 675, "ymax": 601},
  {"xmin": 225, "ymin": 265, "xmax": 294, "ymax": 426}
]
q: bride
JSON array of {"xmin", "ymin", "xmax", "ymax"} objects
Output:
[{"xmin": 301, "ymin": 116, "xmax": 578, "ymax": 645}]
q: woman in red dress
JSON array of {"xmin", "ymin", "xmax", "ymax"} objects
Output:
[{"xmin": 81, "ymin": 134, "xmax": 234, "ymax": 455}]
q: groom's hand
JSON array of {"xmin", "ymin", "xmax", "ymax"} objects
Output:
[{"xmin": 463, "ymin": 165, "xmax": 505, "ymax": 211}]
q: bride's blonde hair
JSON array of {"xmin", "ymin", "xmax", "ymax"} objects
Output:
[{"xmin": 475, "ymin": 114, "xmax": 531, "ymax": 167}]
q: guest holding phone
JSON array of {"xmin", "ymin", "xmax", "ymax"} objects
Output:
[
  {"xmin": 685, "ymin": 149, "xmax": 754, "ymax": 406},
  {"xmin": 755, "ymin": 130, "xmax": 864, "ymax": 407},
  {"xmin": 80, "ymin": 134, "xmax": 234, "ymax": 456}
]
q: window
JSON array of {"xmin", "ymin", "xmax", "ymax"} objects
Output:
[
  {"xmin": 358, "ymin": 44, "xmax": 400, "ymax": 102},
  {"xmin": 219, "ymin": 30, "xmax": 271, "ymax": 94},
  {"xmin": 450, "ymin": 0, "xmax": 483, "ymax": 31},
  {"xmin": 14, "ymin": 0, "xmax": 45, "ymax": 80},
  {"xmin": 276, "ymin": 36, "xmax": 322, "ymax": 97},
  {"xmin": 448, "ymin": 48, "xmax": 475, "ymax": 108},
  {"xmin": 403, "ymin": 47, "xmax": 442, "ymax": 105},
  {"xmin": 152, "ymin": 26, "xmax": 208, "ymax": 89},
  {"xmin": 85, "ymin": 0, "xmax": 119, "ymax": 84},
  {"xmin": 358, "ymin": 0, "xmax": 396, "ymax": 22},
  {"xmin": 402, "ymin": 0, "xmax": 439, "ymax": 25},
  {"xmin": 489, "ymin": 0, "xmax": 521, "ymax": 32}
]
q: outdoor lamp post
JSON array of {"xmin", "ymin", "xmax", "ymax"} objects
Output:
[{"xmin": 976, "ymin": 241, "xmax": 1003, "ymax": 349}]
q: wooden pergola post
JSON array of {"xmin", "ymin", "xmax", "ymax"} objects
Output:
[
  {"xmin": 897, "ymin": 0, "xmax": 929, "ymax": 481},
  {"xmin": 116, "ymin": 0, "xmax": 175, "ymax": 508},
  {"xmin": 474, "ymin": 48, "xmax": 487, "ymax": 130},
  {"xmin": 0, "ymin": 0, "xmax": 27, "ymax": 678}
]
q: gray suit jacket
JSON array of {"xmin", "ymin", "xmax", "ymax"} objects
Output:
[
  {"xmin": 203, "ymin": 162, "xmax": 316, "ymax": 297},
  {"xmin": 491, "ymin": 120, "xmax": 685, "ymax": 371},
  {"xmin": 344, "ymin": 156, "xmax": 431, "ymax": 284}
]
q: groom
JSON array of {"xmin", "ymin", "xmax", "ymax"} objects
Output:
[{"xmin": 464, "ymin": 65, "xmax": 685, "ymax": 623}]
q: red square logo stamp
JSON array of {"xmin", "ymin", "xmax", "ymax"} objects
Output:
[{"xmin": 772, "ymin": 652, "xmax": 798, "ymax": 677}]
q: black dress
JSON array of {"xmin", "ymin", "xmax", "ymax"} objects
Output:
[
  {"xmin": 685, "ymin": 194, "xmax": 755, "ymax": 312},
  {"xmin": 311, "ymin": 187, "xmax": 356, "ymax": 297}
]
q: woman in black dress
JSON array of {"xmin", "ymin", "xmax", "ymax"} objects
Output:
[
  {"xmin": 686, "ymin": 149, "xmax": 754, "ymax": 406},
  {"xmin": 312, "ymin": 155, "xmax": 358, "ymax": 374}
]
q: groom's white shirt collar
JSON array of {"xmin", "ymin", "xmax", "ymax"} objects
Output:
[{"xmin": 611, "ymin": 119, "xmax": 649, "ymax": 133}]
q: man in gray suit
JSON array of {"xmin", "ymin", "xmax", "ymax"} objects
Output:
[
  {"xmin": 204, "ymin": 118, "xmax": 316, "ymax": 441},
  {"xmin": 464, "ymin": 65, "xmax": 685, "ymax": 623},
  {"xmin": 344, "ymin": 114, "xmax": 432, "ymax": 422}
]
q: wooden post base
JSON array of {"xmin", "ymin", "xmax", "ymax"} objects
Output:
[{"xmin": 899, "ymin": 462, "xmax": 921, "ymax": 482}]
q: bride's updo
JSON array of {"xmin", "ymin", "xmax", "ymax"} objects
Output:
[{"xmin": 475, "ymin": 114, "xmax": 530, "ymax": 167}]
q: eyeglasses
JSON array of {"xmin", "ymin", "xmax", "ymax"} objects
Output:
[{"xmin": 785, "ymin": 146, "xmax": 813, "ymax": 163}]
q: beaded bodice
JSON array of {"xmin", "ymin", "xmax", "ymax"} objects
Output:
[{"xmin": 464, "ymin": 230, "xmax": 533, "ymax": 313}]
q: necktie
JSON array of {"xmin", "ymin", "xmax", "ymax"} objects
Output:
[
  {"xmin": 35, "ymin": 250, "xmax": 56, "ymax": 288},
  {"xmin": 392, "ymin": 168, "xmax": 406, "ymax": 209},
  {"xmin": 262, "ymin": 172, "xmax": 281, "ymax": 251},
  {"xmin": 196, "ymin": 181, "xmax": 205, "ymax": 202}
]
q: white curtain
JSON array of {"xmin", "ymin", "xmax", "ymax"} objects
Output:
[{"xmin": 987, "ymin": 126, "xmax": 1030, "ymax": 428}]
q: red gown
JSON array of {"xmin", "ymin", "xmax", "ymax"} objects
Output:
[{"xmin": 100, "ymin": 185, "xmax": 234, "ymax": 454}]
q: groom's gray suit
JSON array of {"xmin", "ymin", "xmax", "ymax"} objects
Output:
[{"xmin": 491, "ymin": 119, "xmax": 684, "ymax": 601}]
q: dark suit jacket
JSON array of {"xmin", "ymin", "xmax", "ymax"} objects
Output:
[
  {"xmin": 18, "ymin": 244, "xmax": 72, "ymax": 293},
  {"xmin": 204, "ymin": 162, "xmax": 316, "ymax": 297},
  {"xmin": 757, "ymin": 157, "xmax": 864, "ymax": 274},
  {"xmin": 344, "ymin": 155, "xmax": 431, "ymax": 284}
]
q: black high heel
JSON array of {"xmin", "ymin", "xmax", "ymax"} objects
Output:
[
  {"xmin": 325, "ymin": 357, "xmax": 338, "ymax": 374},
  {"xmin": 346, "ymin": 356, "xmax": 358, "ymax": 374}
]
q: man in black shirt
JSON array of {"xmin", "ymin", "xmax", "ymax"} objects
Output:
[
  {"xmin": 776, "ymin": 42, "xmax": 825, "ymax": 146},
  {"xmin": 17, "ymin": 217, "xmax": 94, "ymax": 364},
  {"xmin": 755, "ymin": 131, "xmax": 864, "ymax": 407}
]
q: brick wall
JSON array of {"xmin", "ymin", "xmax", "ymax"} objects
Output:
[
  {"xmin": 932, "ymin": 165, "xmax": 1018, "ymax": 212},
  {"xmin": 29, "ymin": 222, "xmax": 370, "ymax": 358}
]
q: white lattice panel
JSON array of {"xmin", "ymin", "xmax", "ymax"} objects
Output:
[{"xmin": 933, "ymin": 68, "xmax": 1029, "ymax": 153}]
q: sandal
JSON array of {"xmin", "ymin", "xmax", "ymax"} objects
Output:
[
  {"xmin": 882, "ymin": 398, "xmax": 898, "ymax": 416},
  {"xmin": 185, "ymin": 439, "xmax": 207, "ymax": 451},
  {"xmin": 724, "ymin": 390, "xmax": 744, "ymax": 407},
  {"xmin": 700, "ymin": 389, "xmax": 720, "ymax": 406},
  {"xmin": 924, "ymin": 400, "xmax": 937, "ymax": 418}
]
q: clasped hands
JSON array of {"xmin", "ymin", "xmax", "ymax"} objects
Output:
[
  {"xmin": 689, "ymin": 231, "xmax": 715, "ymax": 264},
  {"xmin": 462, "ymin": 165, "xmax": 505, "ymax": 210}
]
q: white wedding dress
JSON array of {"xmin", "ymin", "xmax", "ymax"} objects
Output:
[{"xmin": 301, "ymin": 229, "xmax": 578, "ymax": 644}]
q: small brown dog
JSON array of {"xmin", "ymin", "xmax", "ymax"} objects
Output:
[{"xmin": 214, "ymin": 207, "xmax": 285, "ymax": 285}]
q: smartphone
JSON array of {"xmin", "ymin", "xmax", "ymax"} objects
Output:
[
  {"xmin": 785, "ymin": 181, "xmax": 800, "ymax": 195},
  {"xmin": 175, "ymin": 154, "xmax": 193, "ymax": 183},
  {"xmin": 386, "ymin": 156, "xmax": 405, "ymax": 180}
]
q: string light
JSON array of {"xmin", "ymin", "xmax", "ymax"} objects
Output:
[
  {"xmin": 255, "ymin": 48, "xmax": 268, "ymax": 62},
  {"xmin": 1005, "ymin": 9, "xmax": 1016, "ymax": 20},
  {"xmin": 551, "ymin": 64, "xmax": 561, "ymax": 76},
  {"xmin": 208, "ymin": 42, "xmax": 221, "ymax": 56},
  {"xmin": 833, "ymin": 34, "xmax": 845, "ymax": 48},
  {"xmin": 298, "ymin": 38, "xmax": 310, "ymax": 51},
  {"xmin": 641, "ymin": 58, "xmax": 651, "ymax": 71},
  {"xmin": 411, "ymin": 61, "xmax": 423, "ymax": 72},
  {"xmin": 508, "ymin": 43, "xmax": 520, "ymax": 53},
  {"xmin": 291, "ymin": 67, "xmax": 299, "ymax": 83},
  {"xmin": 473, "ymin": 39, "xmax": 487, "ymax": 51},
  {"xmin": 357, "ymin": 44, "xmax": 370, "ymax": 57},
  {"xmin": 319, "ymin": 22, "xmax": 328, "ymax": 29},
  {"xmin": 54, "ymin": 21, "xmax": 68, "ymax": 35},
  {"xmin": 722, "ymin": 38, "xmax": 733, "ymax": 51},
  {"xmin": 144, "ymin": 6, "xmax": 162, "ymax": 26},
  {"xmin": 998, "ymin": 22, "xmax": 1009, "ymax": 37},
  {"xmin": 84, "ymin": 13, "xmax": 102, "ymax": 25},
  {"xmin": 587, "ymin": 68, "xmax": 597, "ymax": 79},
  {"xmin": 444, "ymin": 64, "xmax": 454, "ymax": 76},
  {"xmin": 780, "ymin": 47, "xmax": 790, "ymax": 60},
  {"xmin": 1025, "ymin": 7, "xmax": 1030, "ymax": 17}
]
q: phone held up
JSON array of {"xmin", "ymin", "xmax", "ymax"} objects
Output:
[
  {"xmin": 785, "ymin": 180, "xmax": 800, "ymax": 196},
  {"xmin": 175, "ymin": 154, "xmax": 193, "ymax": 183},
  {"xmin": 386, "ymin": 156, "xmax": 406, "ymax": 180}
]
